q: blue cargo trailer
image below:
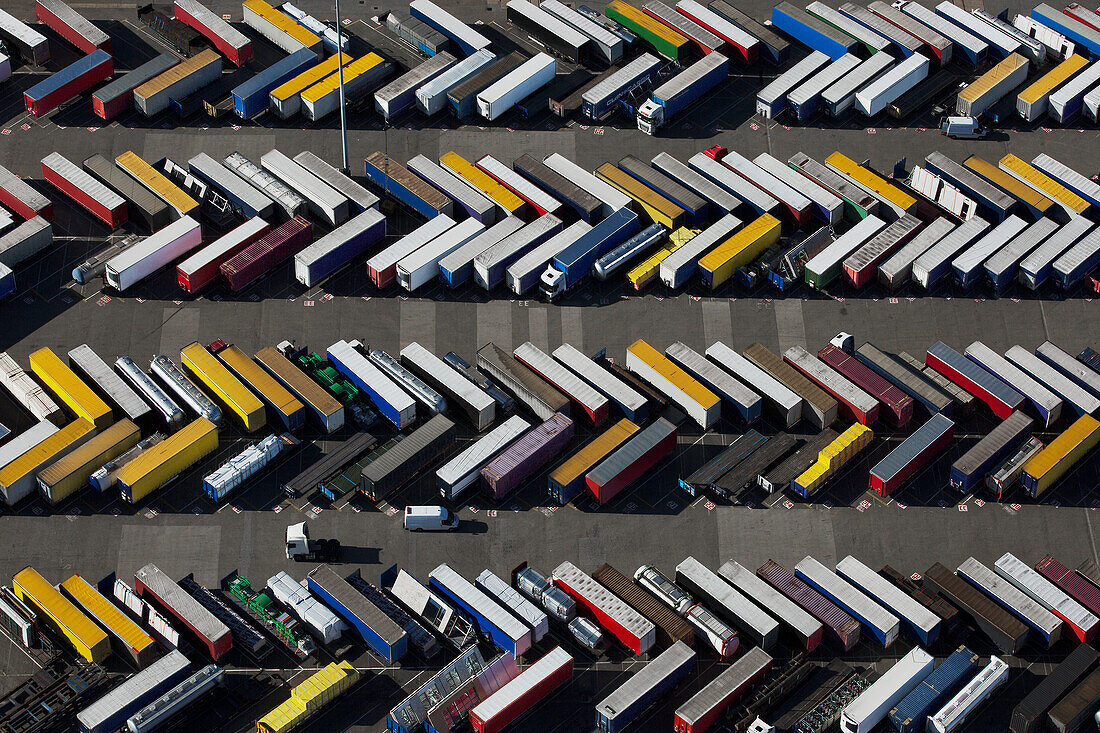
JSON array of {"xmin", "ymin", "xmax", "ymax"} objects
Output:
[
  {"xmin": 890, "ymin": 646, "xmax": 980, "ymax": 733},
  {"xmin": 582, "ymin": 53, "xmax": 662, "ymax": 120},
  {"xmin": 950, "ymin": 411, "xmax": 1033, "ymax": 492},
  {"xmin": 965, "ymin": 341, "xmax": 1062, "ymax": 429},
  {"xmin": 363, "ymin": 153, "xmax": 451, "ymax": 220},
  {"xmin": 594, "ymin": 641, "xmax": 695, "ymax": 733},
  {"xmin": 327, "ymin": 339, "xmax": 416, "ymax": 429},
  {"xmin": 771, "ymin": 2, "xmax": 858, "ymax": 60},
  {"xmin": 428, "ymin": 563, "xmax": 533, "ymax": 657},
  {"xmin": 540, "ymin": 207, "xmax": 639, "ymax": 299},
  {"xmin": 795, "ymin": 556, "xmax": 900, "ymax": 647},
  {"xmin": 306, "ymin": 565, "xmax": 408, "ymax": 663},
  {"xmin": 835, "ymin": 556, "xmax": 941, "ymax": 647},
  {"xmin": 232, "ymin": 48, "xmax": 316, "ymax": 119},
  {"xmin": 923, "ymin": 152, "xmax": 1015, "ymax": 224},
  {"xmin": 1032, "ymin": 4, "xmax": 1100, "ymax": 58},
  {"xmin": 984, "ymin": 218, "xmax": 1058, "ymax": 293}
]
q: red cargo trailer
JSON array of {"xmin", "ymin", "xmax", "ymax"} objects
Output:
[
  {"xmin": 35, "ymin": 0, "xmax": 111, "ymax": 53},
  {"xmin": 785, "ymin": 345, "xmax": 879, "ymax": 426},
  {"xmin": 220, "ymin": 216, "xmax": 311, "ymax": 291},
  {"xmin": 817, "ymin": 344, "xmax": 914, "ymax": 427},
  {"xmin": 514, "ymin": 342, "xmax": 608, "ymax": 426},
  {"xmin": 0, "ymin": 164, "xmax": 53, "ymax": 221},
  {"xmin": 42, "ymin": 152, "xmax": 127, "ymax": 228},
  {"xmin": 177, "ymin": 217, "xmax": 270, "ymax": 292},
  {"xmin": 553, "ymin": 561, "xmax": 656, "ymax": 654},
  {"xmin": 173, "ymin": 0, "xmax": 253, "ymax": 66},
  {"xmin": 1035, "ymin": 554, "xmax": 1100, "ymax": 640},
  {"xmin": 134, "ymin": 563, "xmax": 232, "ymax": 660},
  {"xmin": 470, "ymin": 647, "xmax": 573, "ymax": 733},
  {"xmin": 24, "ymin": 50, "xmax": 113, "ymax": 117},
  {"xmin": 926, "ymin": 341, "xmax": 1023, "ymax": 419},
  {"xmin": 869, "ymin": 413, "xmax": 954, "ymax": 496},
  {"xmin": 586, "ymin": 418, "xmax": 676, "ymax": 504}
]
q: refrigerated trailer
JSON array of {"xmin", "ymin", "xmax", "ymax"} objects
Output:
[
  {"xmin": 665, "ymin": 342, "xmax": 760, "ymax": 424},
  {"xmin": 541, "ymin": 0, "xmax": 624, "ymax": 63},
  {"xmin": 836, "ymin": 556, "xmax": 940, "ymax": 647},
  {"xmin": 594, "ymin": 641, "xmax": 694, "ymax": 731},
  {"xmin": 626, "ymin": 339, "xmax": 719, "ymax": 428},
  {"xmin": 410, "ymin": 0, "xmax": 490, "ymax": 54},
  {"xmin": 958, "ymin": 556, "xmax": 1063, "ymax": 649},
  {"xmin": 855, "ymin": 53, "xmax": 930, "ymax": 117},
  {"xmin": 506, "ymin": 1, "xmax": 586, "ymax": 62},
  {"xmin": 840, "ymin": 647, "xmax": 934, "ymax": 733},
  {"xmin": 0, "ymin": 8, "xmax": 49, "ymax": 65},
  {"xmin": 477, "ymin": 52, "xmax": 557, "ymax": 120},
  {"xmin": 795, "ymin": 556, "xmax": 899, "ymax": 647},
  {"xmin": 995, "ymin": 553, "xmax": 1097, "ymax": 643},
  {"xmin": 106, "ymin": 217, "xmax": 203, "ymax": 292},
  {"xmin": 756, "ymin": 51, "xmax": 830, "ymax": 118},
  {"xmin": 437, "ymin": 416, "xmax": 528, "ymax": 500},
  {"xmin": 785, "ymin": 345, "xmax": 879, "ymax": 426}
]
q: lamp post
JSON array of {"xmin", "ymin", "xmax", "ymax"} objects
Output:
[{"xmin": 335, "ymin": 0, "xmax": 349, "ymax": 173}]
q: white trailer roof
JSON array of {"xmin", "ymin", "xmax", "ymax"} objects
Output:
[
  {"xmin": 401, "ymin": 341, "xmax": 495, "ymax": 418},
  {"xmin": 430, "ymin": 563, "xmax": 532, "ymax": 655},
  {"xmin": 957, "ymin": 556, "xmax": 1062, "ymax": 640},
  {"xmin": 515, "ymin": 341, "xmax": 607, "ymax": 416},
  {"xmin": 758, "ymin": 50, "xmax": 830, "ymax": 106},
  {"xmin": 836, "ymin": 555, "xmax": 940, "ymax": 641},
  {"xmin": 506, "ymin": 220, "xmax": 590, "ymax": 293},
  {"xmin": 410, "ymin": 0, "xmax": 490, "ymax": 51},
  {"xmin": 842, "ymin": 648, "xmax": 934, "ymax": 726},
  {"xmin": 689, "ymin": 154, "xmax": 779, "ymax": 214},
  {"xmin": 785, "ymin": 346, "xmax": 878, "ymax": 417},
  {"xmin": 676, "ymin": 556, "xmax": 778, "ymax": 647},
  {"xmin": 261, "ymin": 149, "xmax": 347, "ymax": 224},
  {"xmin": 552, "ymin": 343, "xmax": 646, "ymax": 417},
  {"xmin": 651, "ymin": 153, "xmax": 741, "ymax": 213},
  {"xmin": 753, "ymin": 153, "xmax": 843, "ymax": 220},
  {"xmin": 540, "ymin": 0, "xmax": 623, "ymax": 55},
  {"xmin": 659, "ymin": 214, "xmax": 741, "ymax": 288},
  {"xmin": 475, "ymin": 569, "xmax": 549, "ymax": 640},
  {"xmin": 796, "ymin": 556, "xmax": 899, "ymax": 643},
  {"xmin": 666, "ymin": 342, "xmax": 760, "ymax": 417},
  {"xmin": 328, "ymin": 339, "xmax": 415, "ymax": 418},
  {"xmin": 718, "ymin": 560, "xmax": 823, "ymax": 642},
  {"xmin": 1005, "ymin": 346, "xmax": 1100, "ymax": 416},
  {"xmin": 439, "ymin": 217, "xmax": 524, "ymax": 283},
  {"xmin": 407, "ymin": 154, "xmax": 495, "ymax": 221},
  {"xmin": 1036, "ymin": 340, "xmax": 1100, "ymax": 399},
  {"xmin": 719, "ymin": 149, "xmax": 812, "ymax": 213},
  {"xmin": 398, "ymin": 218, "xmax": 485, "ymax": 283},
  {"xmin": 706, "ymin": 342, "xmax": 801, "ymax": 423},
  {"xmin": 470, "ymin": 646, "xmax": 571, "ymax": 723},
  {"xmin": 42, "ymin": 153, "xmax": 124, "ymax": 212},
  {"xmin": 436, "ymin": 414, "xmax": 529, "ymax": 488},
  {"xmin": 107, "ymin": 216, "xmax": 201, "ymax": 276},
  {"xmin": 543, "ymin": 153, "xmax": 632, "ymax": 211},
  {"xmin": 476, "ymin": 155, "xmax": 560, "ymax": 214},
  {"xmin": 965, "ymin": 341, "xmax": 1063, "ymax": 424},
  {"xmin": 367, "ymin": 215, "xmax": 455, "ymax": 276},
  {"xmin": 994, "ymin": 552, "xmax": 1097, "ymax": 635},
  {"xmin": 294, "ymin": 151, "xmax": 380, "ymax": 211}
]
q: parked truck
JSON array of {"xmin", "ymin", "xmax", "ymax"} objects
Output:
[
  {"xmin": 540, "ymin": 208, "xmax": 640, "ymax": 299},
  {"xmin": 637, "ymin": 52, "xmax": 729, "ymax": 134}
]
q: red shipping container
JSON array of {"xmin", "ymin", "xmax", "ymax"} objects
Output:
[
  {"xmin": 673, "ymin": 647, "xmax": 773, "ymax": 733},
  {"xmin": 869, "ymin": 414, "xmax": 954, "ymax": 496},
  {"xmin": 177, "ymin": 218, "xmax": 270, "ymax": 292},
  {"xmin": 220, "ymin": 216, "xmax": 311, "ymax": 292},
  {"xmin": 0, "ymin": 167, "xmax": 54, "ymax": 221},
  {"xmin": 675, "ymin": 4, "xmax": 759, "ymax": 64},
  {"xmin": 173, "ymin": 0, "xmax": 253, "ymax": 66},
  {"xmin": 1035, "ymin": 555, "xmax": 1100, "ymax": 642},
  {"xmin": 24, "ymin": 50, "xmax": 113, "ymax": 117},
  {"xmin": 470, "ymin": 647, "xmax": 573, "ymax": 733},
  {"xmin": 817, "ymin": 344, "xmax": 914, "ymax": 427},
  {"xmin": 42, "ymin": 153, "xmax": 127, "ymax": 228},
  {"xmin": 586, "ymin": 418, "xmax": 676, "ymax": 504},
  {"xmin": 134, "ymin": 564, "xmax": 232, "ymax": 660},
  {"xmin": 35, "ymin": 0, "xmax": 111, "ymax": 54}
]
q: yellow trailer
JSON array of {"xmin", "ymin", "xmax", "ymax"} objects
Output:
[
  {"xmin": 825, "ymin": 152, "xmax": 917, "ymax": 215},
  {"xmin": 269, "ymin": 53, "xmax": 352, "ymax": 118},
  {"xmin": 37, "ymin": 419, "xmax": 140, "ymax": 505},
  {"xmin": 13, "ymin": 567, "xmax": 110, "ymax": 664},
  {"xmin": 216, "ymin": 345, "xmax": 304, "ymax": 431},
  {"xmin": 963, "ymin": 155, "xmax": 1054, "ymax": 219},
  {"xmin": 595, "ymin": 163, "xmax": 687, "ymax": 230},
  {"xmin": 180, "ymin": 342, "xmax": 266, "ymax": 432},
  {"xmin": 697, "ymin": 214, "xmax": 781, "ymax": 288},
  {"xmin": 626, "ymin": 227, "xmax": 698, "ymax": 289},
  {"xmin": 793, "ymin": 424, "xmax": 872, "ymax": 497},
  {"xmin": 548, "ymin": 419, "xmax": 639, "ymax": 503},
  {"xmin": 115, "ymin": 151, "xmax": 198, "ymax": 218},
  {"xmin": 439, "ymin": 152, "xmax": 525, "ymax": 216},
  {"xmin": 0, "ymin": 418, "xmax": 95, "ymax": 506},
  {"xmin": 1016, "ymin": 54, "xmax": 1087, "ymax": 122},
  {"xmin": 254, "ymin": 346, "xmax": 344, "ymax": 433},
  {"xmin": 998, "ymin": 154, "xmax": 1090, "ymax": 216},
  {"xmin": 116, "ymin": 417, "xmax": 218, "ymax": 503},
  {"xmin": 301, "ymin": 53, "xmax": 387, "ymax": 121},
  {"xmin": 626, "ymin": 339, "xmax": 719, "ymax": 428},
  {"xmin": 243, "ymin": 0, "xmax": 322, "ymax": 53},
  {"xmin": 1022, "ymin": 414, "xmax": 1100, "ymax": 497},
  {"xmin": 257, "ymin": 661, "xmax": 359, "ymax": 733},
  {"xmin": 61, "ymin": 574, "xmax": 157, "ymax": 668},
  {"xmin": 29, "ymin": 348, "xmax": 112, "ymax": 430}
]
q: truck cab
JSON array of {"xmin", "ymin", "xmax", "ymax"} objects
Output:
[
  {"xmin": 539, "ymin": 265, "xmax": 567, "ymax": 300},
  {"xmin": 637, "ymin": 99, "xmax": 664, "ymax": 135},
  {"xmin": 285, "ymin": 522, "xmax": 340, "ymax": 562}
]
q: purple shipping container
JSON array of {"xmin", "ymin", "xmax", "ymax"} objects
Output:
[
  {"xmin": 1036, "ymin": 555, "xmax": 1100, "ymax": 627},
  {"xmin": 757, "ymin": 559, "xmax": 860, "ymax": 651},
  {"xmin": 481, "ymin": 413, "xmax": 573, "ymax": 498},
  {"xmin": 817, "ymin": 344, "xmax": 914, "ymax": 427},
  {"xmin": 220, "ymin": 215, "xmax": 312, "ymax": 291}
]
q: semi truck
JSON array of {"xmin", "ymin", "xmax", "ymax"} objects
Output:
[
  {"xmin": 540, "ymin": 208, "xmax": 640, "ymax": 299},
  {"xmin": 637, "ymin": 52, "xmax": 729, "ymax": 134}
]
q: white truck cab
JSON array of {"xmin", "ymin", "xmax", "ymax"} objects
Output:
[
  {"xmin": 637, "ymin": 99, "xmax": 663, "ymax": 135},
  {"xmin": 404, "ymin": 505, "xmax": 459, "ymax": 531}
]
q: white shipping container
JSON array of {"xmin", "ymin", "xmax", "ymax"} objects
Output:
[
  {"xmin": 753, "ymin": 153, "xmax": 842, "ymax": 224},
  {"xmin": 841, "ymin": 647, "xmax": 934, "ymax": 733},
  {"xmin": 398, "ymin": 218, "xmax": 485, "ymax": 291},
  {"xmin": 367, "ymin": 215, "xmax": 456, "ymax": 283},
  {"xmin": 177, "ymin": 217, "xmax": 269, "ymax": 288},
  {"xmin": 688, "ymin": 153, "xmax": 779, "ymax": 215},
  {"xmin": 266, "ymin": 571, "xmax": 346, "ymax": 644},
  {"xmin": 856, "ymin": 53, "xmax": 929, "ymax": 116},
  {"xmin": 660, "ymin": 214, "xmax": 741, "ymax": 289},
  {"xmin": 477, "ymin": 52, "xmax": 556, "ymax": 120},
  {"xmin": 542, "ymin": 154, "xmax": 632, "ymax": 214},
  {"xmin": 416, "ymin": 49, "xmax": 495, "ymax": 115},
  {"xmin": 936, "ymin": 2, "xmax": 1020, "ymax": 57},
  {"xmin": 822, "ymin": 52, "xmax": 893, "ymax": 117},
  {"xmin": 666, "ymin": 342, "xmax": 760, "ymax": 424},
  {"xmin": 0, "ymin": 352, "xmax": 63, "ymax": 425},
  {"xmin": 106, "ymin": 216, "xmax": 203, "ymax": 292},
  {"xmin": 439, "ymin": 217, "xmax": 524, "ymax": 287},
  {"xmin": 407, "ymin": 154, "xmax": 497, "ymax": 224},
  {"xmin": 506, "ymin": 220, "xmax": 590, "ymax": 295},
  {"xmin": 0, "ymin": 217, "xmax": 52, "ymax": 269},
  {"xmin": 401, "ymin": 341, "xmax": 496, "ymax": 430},
  {"xmin": 706, "ymin": 341, "xmax": 801, "ymax": 427},
  {"xmin": 410, "ymin": 0, "xmax": 491, "ymax": 53},
  {"xmin": 436, "ymin": 417, "xmax": 528, "ymax": 498},
  {"xmin": 1036, "ymin": 340, "xmax": 1100, "ymax": 400},
  {"xmin": 223, "ymin": 152, "xmax": 305, "ymax": 217},
  {"xmin": 756, "ymin": 51, "xmax": 830, "ymax": 118},
  {"xmin": 651, "ymin": 152, "xmax": 742, "ymax": 213},
  {"xmin": 260, "ymin": 149, "xmax": 349, "ymax": 226},
  {"xmin": 995, "ymin": 552, "xmax": 1099, "ymax": 636},
  {"xmin": 476, "ymin": 155, "xmax": 561, "ymax": 215},
  {"xmin": 293, "ymin": 151, "xmax": 379, "ymax": 212},
  {"xmin": 1049, "ymin": 59, "xmax": 1100, "ymax": 123},
  {"xmin": 804, "ymin": 214, "xmax": 886, "ymax": 286},
  {"xmin": 540, "ymin": 0, "xmax": 624, "ymax": 62}
]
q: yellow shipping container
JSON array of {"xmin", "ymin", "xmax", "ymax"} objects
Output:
[
  {"xmin": 134, "ymin": 49, "xmax": 221, "ymax": 101},
  {"xmin": 548, "ymin": 419, "xmax": 639, "ymax": 500},
  {"xmin": 217, "ymin": 345, "xmax": 304, "ymax": 431},
  {"xmin": 269, "ymin": 53, "xmax": 352, "ymax": 114},
  {"xmin": 244, "ymin": 0, "xmax": 322, "ymax": 49},
  {"xmin": 254, "ymin": 347, "xmax": 343, "ymax": 433},
  {"xmin": 998, "ymin": 154, "xmax": 1091, "ymax": 216},
  {"xmin": 257, "ymin": 661, "xmax": 359, "ymax": 733},
  {"xmin": 29, "ymin": 348, "xmax": 112, "ymax": 429},
  {"xmin": 439, "ymin": 152, "xmax": 525, "ymax": 215},
  {"xmin": 116, "ymin": 417, "xmax": 218, "ymax": 503},
  {"xmin": 626, "ymin": 339, "xmax": 719, "ymax": 419},
  {"xmin": 595, "ymin": 163, "xmax": 687, "ymax": 230},
  {"xmin": 115, "ymin": 151, "xmax": 198, "ymax": 217},
  {"xmin": 825, "ymin": 152, "xmax": 917, "ymax": 214},
  {"xmin": 13, "ymin": 567, "xmax": 109, "ymax": 664},
  {"xmin": 1017, "ymin": 54, "xmax": 1087, "ymax": 116},
  {"xmin": 963, "ymin": 155, "xmax": 1054, "ymax": 216},
  {"xmin": 795, "ymin": 424, "xmax": 871, "ymax": 494},
  {"xmin": 258, "ymin": 697, "xmax": 308, "ymax": 733},
  {"xmin": 37, "ymin": 419, "xmax": 141, "ymax": 504},
  {"xmin": 61, "ymin": 574, "xmax": 157, "ymax": 668},
  {"xmin": 697, "ymin": 214, "xmax": 781, "ymax": 288},
  {"xmin": 1022, "ymin": 414, "xmax": 1100, "ymax": 497},
  {"xmin": 301, "ymin": 53, "xmax": 384, "ymax": 104},
  {"xmin": 626, "ymin": 227, "xmax": 698, "ymax": 289},
  {"xmin": 180, "ymin": 342, "xmax": 266, "ymax": 432},
  {"xmin": 958, "ymin": 52, "xmax": 1028, "ymax": 108},
  {"xmin": 0, "ymin": 418, "xmax": 95, "ymax": 505}
]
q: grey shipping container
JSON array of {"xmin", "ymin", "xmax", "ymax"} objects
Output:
[
  {"xmin": 68, "ymin": 344, "xmax": 151, "ymax": 425},
  {"xmin": 677, "ymin": 556, "xmax": 779, "ymax": 649},
  {"xmin": 361, "ymin": 414, "xmax": 456, "ymax": 500},
  {"xmin": 477, "ymin": 342, "xmax": 569, "ymax": 420},
  {"xmin": 82, "ymin": 154, "xmax": 170, "ymax": 231},
  {"xmin": 375, "ymin": 52, "xmax": 457, "ymax": 121},
  {"xmin": 1010, "ymin": 643, "xmax": 1099, "ymax": 733},
  {"xmin": 293, "ymin": 151, "xmax": 379, "ymax": 213},
  {"xmin": 0, "ymin": 218, "xmax": 53, "ymax": 269},
  {"xmin": 651, "ymin": 152, "xmax": 741, "ymax": 214}
]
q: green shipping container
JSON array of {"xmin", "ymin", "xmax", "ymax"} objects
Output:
[{"xmin": 605, "ymin": 0, "xmax": 689, "ymax": 60}]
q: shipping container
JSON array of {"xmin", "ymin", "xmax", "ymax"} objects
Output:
[
  {"xmin": 836, "ymin": 555, "xmax": 940, "ymax": 647},
  {"xmin": 254, "ymin": 347, "xmax": 342, "ymax": 433},
  {"xmin": 116, "ymin": 417, "xmax": 217, "ymax": 503},
  {"xmin": 375, "ymin": 54, "xmax": 457, "ymax": 122},
  {"xmin": 114, "ymin": 151, "xmax": 198, "ymax": 220},
  {"xmin": 133, "ymin": 49, "xmax": 222, "ymax": 117},
  {"xmin": 612, "ymin": 157, "xmax": 703, "ymax": 225},
  {"xmin": 325, "ymin": 339, "xmax": 413, "ymax": 428},
  {"xmin": 757, "ymin": 559, "xmax": 860, "ymax": 650},
  {"xmin": 416, "ymin": 50, "xmax": 495, "ymax": 117},
  {"xmin": 595, "ymin": 163, "xmax": 685, "ymax": 229},
  {"xmin": 410, "ymin": 0, "xmax": 490, "ymax": 54},
  {"xmin": 508, "ymin": 221, "xmax": 591, "ymax": 295},
  {"xmin": 709, "ymin": 146, "xmax": 812, "ymax": 226},
  {"xmin": 951, "ymin": 410, "xmax": 1033, "ymax": 492},
  {"xmin": 825, "ymin": 154, "xmax": 918, "ymax": 222},
  {"xmin": 436, "ymin": 417, "xmax": 528, "ymax": 502},
  {"xmin": 1038, "ymin": 555, "xmax": 1100, "ymax": 633},
  {"xmin": 818, "ymin": 344, "xmax": 914, "ymax": 426},
  {"xmin": 840, "ymin": 648, "xmax": 934, "ymax": 733},
  {"xmin": 959, "ymin": 156, "xmax": 1051, "ymax": 225},
  {"xmin": 304, "ymin": 564, "xmax": 406, "ymax": 662},
  {"xmin": 1010, "ymin": 641, "xmax": 1099, "ymax": 733},
  {"xmin": 744, "ymin": 342, "xmax": 837, "ymax": 429},
  {"xmin": 478, "ymin": 156, "xmax": 561, "ymax": 218},
  {"xmin": 542, "ymin": 154, "xmax": 632, "ymax": 217},
  {"xmin": 362, "ymin": 416, "xmax": 456, "ymax": 502},
  {"xmin": 364, "ymin": 153, "xmax": 451, "ymax": 221},
  {"xmin": 446, "ymin": 53, "xmax": 525, "ymax": 119},
  {"xmin": 513, "ymin": 342, "xmax": 607, "ymax": 425},
  {"xmin": 429, "ymin": 563, "xmax": 532, "ymax": 657},
  {"xmin": 805, "ymin": 215, "xmax": 887, "ymax": 289},
  {"xmin": 1031, "ymin": 154, "xmax": 1100, "ymax": 214},
  {"xmin": 0, "ymin": 8, "xmax": 49, "ymax": 65},
  {"xmin": 90, "ymin": 52, "xmax": 176, "ymax": 121},
  {"xmin": 805, "ymin": 1, "xmax": 888, "ymax": 56},
  {"xmin": 788, "ymin": 151, "xmax": 879, "ymax": 221},
  {"xmin": 227, "ymin": 50, "xmax": 313, "ymax": 119},
  {"xmin": 505, "ymin": 1, "xmax": 586, "ymax": 63},
  {"xmin": 771, "ymin": 1, "xmax": 857, "ymax": 60},
  {"xmin": 469, "ymin": 646, "xmax": 571, "ymax": 733},
  {"xmin": 66, "ymin": 344, "xmax": 148, "ymax": 427},
  {"xmin": 1017, "ymin": 54, "xmax": 1087, "ymax": 121},
  {"xmin": 958, "ymin": 557, "xmax": 1062, "ymax": 649},
  {"xmin": 105, "ymin": 216, "xmax": 203, "ymax": 292},
  {"xmin": 223, "ymin": 151, "xmax": 305, "ymax": 216},
  {"xmin": 267, "ymin": 53, "xmax": 350, "ymax": 118},
  {"xmin": 999, "ymin": 154, "xmax": 1090, "ymax": 218},
  {"xmin": 648, "ymin": 154, "xmax": 737, "ymax": 217},
  {"xmin": 295, "ymin": 209, "xmax": 386, "ymax": 288},
  {"xmin": 188, "ymin": 152, "xmax": 274, "ymax": 219},
  {"xmin": 1021, "ymin": 414, "xmax": 1100, "ymax": 497},
  {"xmin": 41, "ymin": 151, "xmax": 126, "ymax": 229},
  {"xmin": 935, "ymin": 2, "xmax": 1016, "ymax": 58},
  {"xmin": 514, "ymin": 154, "xmax": 602, "ymax": 223},
  {"xmin": 401, "ymin": 342, "xmax": 496, "ymax": 431},
  {"xmin": 785, "ymin": 345, "xmax": 879, "ymax": 426},
  {"xmin": 0, "ymin": 420, "xmax": 58, "ymax": 473},
  {"xmin": 242, "ymin": 0, "xmax": 321, "ymax": 54},
  {"xmin": 641, "ymin": 0, "xmax": 721, "ymax": 55},
  {"xmin": 922, "ymin": 562, "xmax": 1027, "ymax": 654},
  {"xmin": 406, "ymin": 156, "xmax": 495, "ymax": 225},
  {"xmin": 134, "ymin": 562, "xmax": 231, "ymax": 659},
  {"xmin": 477, "ymin": 343, "xmax": 569, "ymax": 421},
  {"xmin": 595, "ymin": 640, "xmax": 694, "ymax": 731},
  {"xmin": 475, "ymin": 214, "xmax": 562, "ymax": 289},
  {"xmin": 677, "ymin": 429, "xmax": 765, "ymax": 498},
  {"xmin": 177, "ymin": 218, "xmax": 268, "ymax": 293},
  {"xmin": 718, "ymin": 561, "xmax": 822, "ymax": 652},
  {"xmin": 996, "ymin": 553, "xmax": 1097, "ymax": 643},
  {"xmin": 545, "ymin": 420, "xmax": 634, "ymax": 504},
  {"xmin": 78, "ymin": 650, "xmax": 191, "ymax": 733},
  {"xmin": 303, "ymin": 53, "xmax": 392, "ymax": 122},
  {"xmin": 29, "ymin": 347, "xmax": 112, "ymax": 430},
  {"xmin": 658, "ymin": 214, "xmax": 739, "ymax": 289},
  {"xmin": 672, "ymin": 646, "xmax": 771, "ymax": 733},
  {"xmin": 902, "ymin": 1, "xmax": 986, "ymax": 65},
  {"xmin": 481, "ymin": 412, "xmax": 572, "ymax": 499},
  {"xmin": 795, "ymin": 556, "xmax": 899, "ymax": 647},
  {"xmin": 0, "ymin": 164, "xmax": 52, "ymax": 221},
  {"xmin": 37, "ymin": 419, "xmax": 139, "ymax": 504},
  {"xmin": 626, "ymin": 339, "xmax": 719, "ymax": 428},
  {"xmin": 965, "ymin": 341, "xmax": 1062, "ymax": 427},
  {"xmin": 61, "ymin": 573, "xmax": 156, "ymax": 669},
  {"xmin": 13, "ymin": 566, "xmax": 108, "ymax": 663},
  {"xmin": 586, "ymin": 416, "xmax": 675, "ymax": 503},
  {"xmin": 888, "ymin": 646, "xmax": 979, "ymax": 733},
  {"xmin": 36, "ymin": 0, "xmax": 109, "ymax": 53},
  {"xmin": 218, "ymin": 215, "xmax": 311, "ymax": 291},
  {"xmin": 1019, "ymin": 216, "xmax": 1093, "ymax": 290},
  {"xmin": 81, "ymin": 154, "xmax": 168, "ymax": 232},
  {"xmin": 0, "ymin": 417, "xmax": 94, "ymax": 505},
  {"xmin": 929, "ymin": 656, "xmax": 1009, "ymax": 733},
  {"xmin": 440, "ymin": 151, "xmax": 525, "ymax": 216},
  {"xmin": 1047, "ymin": 666, "xmax": 1100, "ymax": 732},
  {"xmin": 551, "ymin": 345, "xmax": 646, "ymax": 425},
  {"xmin": 984, "ymin": 218, "xmax": 1058, "ymax": 291}
]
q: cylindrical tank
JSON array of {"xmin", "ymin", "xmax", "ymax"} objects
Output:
[
  {"xmin": 115, "ymin": 356, "xmax": 186, "ymax": 431},
  {"xmin": 150, "ymin": 355, "xmax": 222, "ymax": 426}
]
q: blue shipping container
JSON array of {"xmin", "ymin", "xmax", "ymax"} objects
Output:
[
  {"xmin": 889, "ymin": 646, "xmax": 980, "ymax": 733},
  {"xmin": 326, "ymin": 340, "xmax": 415, "ymax": 428},
  {"xmin": 949, "ymin": 411, "xmax": 1033, "ymax": 492},
  {"xmin": 428, "ymin": 566, "xmax": 532, "ymax": 657},
  {"xmin": 547, "ymin": 207, "xmax": 639, "ymax": 292},
  {"xmin": 1032, "ymin": 4, "xmax": 1100, "ymax": 58},
  {"xmin": 232, "ymin": 48, "xmax": 317, "ymax": 119},
  {"xmin": 363, "ymin": 156, "xmax": 449, "ymax": 220},
  {"xmin": 595, "ymin": 642, "xmax": 696, "ymax": 733},
  {"xmin": 306, "ymin": 566, "xmax": 408, "ymax": 663},
  {"xmin": 771, "ymin": 2, "xmax": 857, "ymax": 60}
]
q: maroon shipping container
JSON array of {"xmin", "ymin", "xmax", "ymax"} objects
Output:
[
  {"xmin": 470, "ymin": 647, "xmax": 573, "ymax": 733},
  {"xmin": 586, "ymin": 417, "xmax": 676, "ymax": 504},
  {"xmin": 173, "ymin": 0, "xmax": 253, "ymax": 66},
  {"xmin": 178, "ymin": 218, "xmax": 270, "ymax": 293},
  {"xmin": 757, "ymin": 559, "xmax": 860, "ymax": 651},
  {"xmin": 35, "ymin": 0, "xmax": 112, "ymax": 54},
  {"xmin": 24, "ymin": 50, "xmax": 114, "ymax": 117},
  {"xmin": 41, "ymin": 152, "xmax": 127, "ymax": 228},
  {"xmin": 1036, "ymin": 555, "xmax": 1100, "ymax": 636},
  {"xmin": 481, "ymin": 413, "xmax": 574, "ymax": 499},
  {"xmin": 220, "ymin": 216, "xmax": 312, "ymax": 291},
  {"xmin": 817, "ymin": 344, "xmax": 914, "ymax": 427},
  {"xmin": 0, "ymin": 165, "xmax": 53, "ymax": 221}
]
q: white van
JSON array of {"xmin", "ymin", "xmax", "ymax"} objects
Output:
[{"xmin": 404, "ymin": 505, "xmax": 459, "ymax": 531}]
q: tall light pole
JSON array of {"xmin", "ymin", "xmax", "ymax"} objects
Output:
[{"xmin": 335, "ymin": 0, "xmax": 349, "ymax": 173}]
